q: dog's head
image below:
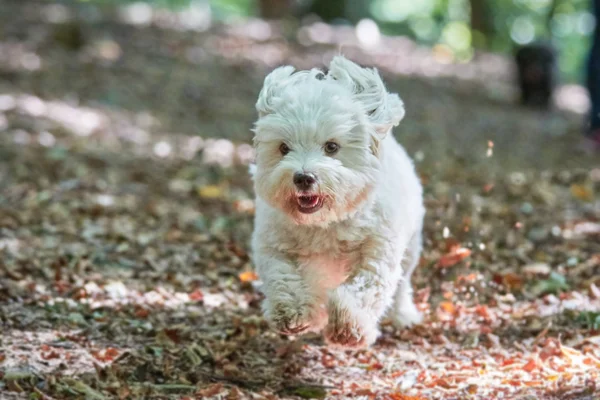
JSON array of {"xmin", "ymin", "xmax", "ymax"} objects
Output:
[{"xmin": 252, "ymin": 56, "xmax": 405, "ymax": 226}]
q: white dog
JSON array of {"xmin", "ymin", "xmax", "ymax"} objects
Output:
[{"xmin": 250, "ymin": 56, "xmax": 425, "ymax": 348}]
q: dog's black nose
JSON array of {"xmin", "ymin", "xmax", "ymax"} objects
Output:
[{"xmin": 293, "ymin": 172, "xmax": 316, "ymax": 190}]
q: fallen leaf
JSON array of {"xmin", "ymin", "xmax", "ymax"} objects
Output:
[
  {"xmin": 439, "ymin": 301, "xmax": 456, "ymax": 314},
  {"xmin": 388, "ymin": 394, "xmax": 427, "ymax": 400},
  {"xmin": 522, "ymin": 358, "xmax": 538, "ymax": 373},
  {"xmin": 197, "ymin": 185, "xmax": 225, "ymax": 199},
  {"xmin": 499, "ymin": 272, "xmax": 524, "ymax": 291},
  {"xmin": 437, "ymin": 247, "xmax": 471, "ymax": 268},
  {"xmin": 570, "ymin": 184, "xmax": 594, "ymax": 202},
  {"xmin": 367, "ymin": 362, "xmax": 384, "ymax": 371},
  {"xmin": 91, "ymin": 347, "xmax": 120, "ymax": 362},
  {"xmin": 134, "ymin": 306, "xmax": 150, "ymax": 319},
  {"xmin": 189, "ymin": 289, "xmax": 204, "ymax": 302},
  {"xmin": 238, "ymin": 271, "xmax": 258, "ymax": 283},
  {"xmin": 41, "ymin": 350, "xmax": 60, "ymax": 360},
  {"xmin": 524, "ymin": 380, "xmax": 543, "ymax": 386},
  {"xmin": 197, "ymin": 383, "xmax": 224, "ymax": 397}
]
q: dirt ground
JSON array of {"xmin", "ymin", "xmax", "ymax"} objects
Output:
[{"xmin": 1, "ymin": 1, "xmax": 600, "ymax": 399}]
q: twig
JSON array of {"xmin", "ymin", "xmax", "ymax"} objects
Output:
[
  {"xmin": 152, "ymin": 384, "xmax": 197, "ymax": 393},
  {"xmin": 533, "ymin": 321, "xmax": 552, "ymax": 346},
  {"xmin": 34, "ymin": 387, "xmax": 58, "ymax": 400}
]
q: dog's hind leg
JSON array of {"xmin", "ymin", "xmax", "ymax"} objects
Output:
[{"xmin": 388, "ymin": 232, "xmax": 423, "ymax": 328}]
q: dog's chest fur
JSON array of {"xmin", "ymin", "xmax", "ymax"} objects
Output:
[{"xmin": 275, "ymin": 216, "xmax": 375, "ymax": 289}]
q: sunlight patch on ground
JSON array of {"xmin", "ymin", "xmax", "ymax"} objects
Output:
[{"xmin": 2, "ymin": 330, "xmax": 124, "ymax": 375}]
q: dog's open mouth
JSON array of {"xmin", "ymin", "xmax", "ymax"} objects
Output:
[{"xmin": 296, "ymin": 194, "xmax": 323, "ymax": 214}]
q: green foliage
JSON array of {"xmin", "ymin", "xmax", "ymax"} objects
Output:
[
  {"xmin": 530, "ymin": 272, "xmax": 569, "ymax": 296},
  {"xmin": 75, "ymin": 0, "xmax": 594, "ymax": 81},
  {"xmin": 576, "ymin": 311, "xmax": 600, "ymax": 330}
]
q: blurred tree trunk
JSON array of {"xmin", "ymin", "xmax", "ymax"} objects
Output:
[
  {"xmin": 258, "ymin": 0, "xmax": 293, "ymax": 19},
  {"xmin": 469, "ymin": 0, "xmax": 493, "ymax": 49}
]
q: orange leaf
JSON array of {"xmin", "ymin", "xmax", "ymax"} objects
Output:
[
  {"xmin": 501, "ymin": 358, "xmax": 517, "ymax": 367},
  {"xmin": 524, "ymin": 380, "xmax": 543, "ymax": 386},
  {"xmin": 583, "ymin": 357, "xmax": 600, "ymax": 368},
  {"xmin": 238, "ymin": 271, "xmax": 258, "ymax": 283},
  {"xmin": 431, "ymin": 378, "xmax": 452, "ymax": 389},
  {"xmin": 91, "ymin": 347, "xmax": 120, "ymax": 362},
  {"xmin": 387, "ymin": 394, "xmax": 427, "ymax": 400},
  {"xmin": 439, "ymin": 301, "xmax": 456, "ymax": 314},
  {"xmin": 474, "ymin": 305, "xmax": 492, "ymax": 320},
  {"xmin": 437, "ymin": 247, "xmax": 471, "ymax": 268},
  {"xmin": 522, "ymin": 359, "xmax": 537, "ymax": 373}
]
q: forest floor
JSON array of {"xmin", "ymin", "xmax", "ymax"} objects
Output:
[{"xmin": 1, "ymin": 1, "xmax": 600, "ymax": 399}]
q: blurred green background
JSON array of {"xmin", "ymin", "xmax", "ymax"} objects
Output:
[{"xmin": 73, "ymin": 0, "xmax": 595, "ymax": 83}]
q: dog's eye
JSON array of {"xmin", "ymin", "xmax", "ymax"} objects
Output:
[
  {"xmin": 279, "ymin": 143, "xmax": 290, "ymax": 155},
  {"xmin": 324, "ymin": 141, "xmax": 340, "ymax": 155}
]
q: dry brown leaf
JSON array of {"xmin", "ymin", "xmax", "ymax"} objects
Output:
[{"xmin": 197, "ymin": 383, "xmax": 224, "ymax": 397}]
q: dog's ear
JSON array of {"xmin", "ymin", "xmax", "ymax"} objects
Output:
[
  {"xmin": 328, "ymin": 56, "xmax": 405, "ymax": 139},
  {"xmin": 255, "ymin": 65, "xmax": 295, "ymax": 118}
]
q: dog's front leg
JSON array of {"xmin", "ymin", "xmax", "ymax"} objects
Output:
[
  {"xmin": 325, "ymin": 239, "xmax": 402, "ymax": 348},
  {"xmin": 255, "ymin": 252, "xmax": 328, "ymax": 335}
]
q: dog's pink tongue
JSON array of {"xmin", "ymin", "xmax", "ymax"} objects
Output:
[{"xmin": 298, "ymin": 195, "xmax": 319, "ymax": 208}]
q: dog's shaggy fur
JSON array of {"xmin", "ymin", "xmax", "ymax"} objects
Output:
[{"xmin": 250, "ymin": 56, "xmax": 425, "ymax": 348}]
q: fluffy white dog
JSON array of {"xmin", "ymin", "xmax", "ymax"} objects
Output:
[{"xmin": 250, "ymin": 56, "xmax": 425, "ymax": 348}]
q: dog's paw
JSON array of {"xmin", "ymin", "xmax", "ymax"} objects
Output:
[
  {"xmin": 324, "ymin": 308, "xmax": 377, "ymax": 349},
  {"xmin": 324, "ymin": 320, "xmax": 366, "ymax": 348},
  {"xmin": 390, "ymin": 300, "xmax": 423, "ymax": 328},
  {"xmin": 267, "ymin": 301, "xmax": 326, "ymax": 335}
]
